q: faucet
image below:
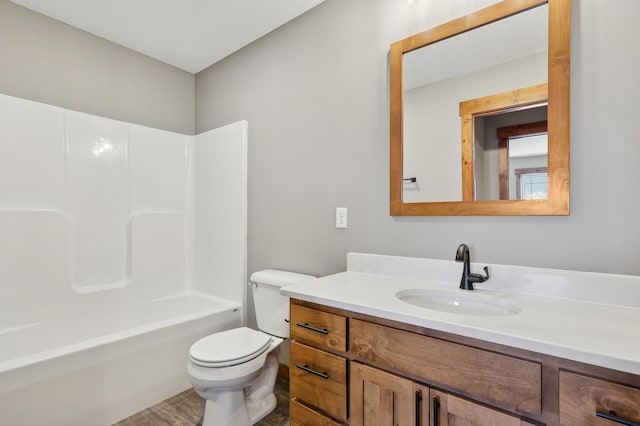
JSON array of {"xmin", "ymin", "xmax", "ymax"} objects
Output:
[{"xmin": 455, "ymin": 244, "xmax": 489, "ymax": 290}]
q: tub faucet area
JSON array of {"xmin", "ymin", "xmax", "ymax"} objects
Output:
[{"xmin": 455, "ymin": 244, "xmax": 489, "ymax": 290}]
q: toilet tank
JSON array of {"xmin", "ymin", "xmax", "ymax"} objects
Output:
[{"xmin": 250, "ymin": 269, "xmax": 315, "ymax": 338}]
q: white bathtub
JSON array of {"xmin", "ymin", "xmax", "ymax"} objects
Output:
[{"xmin": 0, "ymin": 290, "xmax": 241, "ymax": 425}]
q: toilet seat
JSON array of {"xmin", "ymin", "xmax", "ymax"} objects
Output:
[{"xmin": 189, "ymin": 327, "xmax": 273, "ymax": 368}]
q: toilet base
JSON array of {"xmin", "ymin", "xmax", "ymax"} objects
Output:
[
  {"xmin": 199, "ymin": 351, "xmax": 280, "ymax": 426},
  {"xmin": 202, "ymin": 390, "xmax": 250, "ymax": 426},
  {"xmin": 247, "ymin": 393, "xmax": 277, "ymax": 424},
  {"xmin": 200, "ymin": 391, "xmax": 277, "ymax": 426}
]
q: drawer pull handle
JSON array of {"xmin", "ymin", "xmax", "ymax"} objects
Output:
[
  {"xmin": 596, "ymin": 410, "xmax": 640, "ymax": 426},
  {"xmin": 296, "ymin": 364, "xmax": 329, "ymax": 380},
  {"xmin": 432, "ymin": 397, "xmax": 440, "ymax": 426},
  {"xmin": 296, "ymin": 322, "xmax": 329, "ymax": 335},
  {"xmin": 414, "ymin": 391, "xmax": 422, "ymax": 426}
]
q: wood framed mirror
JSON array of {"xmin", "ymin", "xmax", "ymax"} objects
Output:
[{"xmin": 390, "ymin": 0, "xmax": 570, "ymax": 216}]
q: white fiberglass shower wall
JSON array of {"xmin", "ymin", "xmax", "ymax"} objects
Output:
[
  {"xmin": 0, "ymin": 92, "xmax": 247, "ymax": 425},
  {"xmin": 0, "ymin": 92, "xmax": 247, "ymax": 306}
]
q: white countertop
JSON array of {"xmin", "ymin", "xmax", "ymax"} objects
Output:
[{"xmin": 281, "ymin": 253, "xmax": 640, "ymax": 375}]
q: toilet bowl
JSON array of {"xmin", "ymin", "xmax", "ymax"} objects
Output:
[
  {"xmin": 187, "ymin": 269, "xmax": 315, "ymax": 426},
  {"xmin": 188, "ymin": 327, "xmax": 282, "ymax": 425}
]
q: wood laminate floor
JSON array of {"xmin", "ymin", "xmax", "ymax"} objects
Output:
[{"xmin": 113, "ymin": 376, "xmax": 289, "ymax": 426}]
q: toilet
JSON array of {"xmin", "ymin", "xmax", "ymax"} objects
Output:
[{"xmin": 187, "ymin": 269, "xmax": 315, "ymax": 426}]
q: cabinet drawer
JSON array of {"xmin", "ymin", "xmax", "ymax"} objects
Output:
[
  {"xmin": 350, "ymin": 319, "xmax": 541, "ymax": 415},
  {"xmin": 290, "ymin": 341, "xmax": 348, "ymax": 421},
  {"xmin": 560, "ymin": 371, "xmax": 640, "ymax": 425},
  {"xmin": 291, "ymin": 303, "xmax": 348, "ymax": 352},
  {"xmin": 291, "ymin": 399, "xmax": 344, "ymax": 426}
]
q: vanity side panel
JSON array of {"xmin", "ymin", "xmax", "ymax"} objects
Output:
[{"xmin": 350, "ymin": 319, "xmax": 542, "ymax": 415}]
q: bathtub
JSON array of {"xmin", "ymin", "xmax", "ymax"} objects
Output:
[{"xmin": 0, "ymin": 290, "xmax": 241, "ymax": 426}]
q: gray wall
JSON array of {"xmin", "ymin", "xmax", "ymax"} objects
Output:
[
  {"xmin": 196, "ymin": 1, "xmax": 374, "ymax": 276},
  {"xmin": 196, "ymin": 0, "xmax": 640, "ymax": 279},
  {"xmin": 0, "ymin": 0, "xmax": 195, "ymax": 134},
  {"xmin": 2, "ymin": 0, "xmax": 638, "ymax": 280}
]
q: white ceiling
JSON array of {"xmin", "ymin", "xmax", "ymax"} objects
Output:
[{"xmin": 9, "ymin": 0, "xmax": 325, "ymax": 74}]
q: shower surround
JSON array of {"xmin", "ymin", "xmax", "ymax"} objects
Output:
[{"xmin": 0, "ymin": 93, "xmax": 247, "ymax": 425}]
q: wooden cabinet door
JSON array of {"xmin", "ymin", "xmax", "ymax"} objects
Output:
[
  {"xmin": 429, "ymin": 389, "xmax": 535, "ymax": 426},
  {"xmin": 350, "ymin": 362, "xmax": 429, "ymax": 426}
]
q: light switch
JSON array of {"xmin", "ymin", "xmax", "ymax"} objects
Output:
[{"xmin": 336, "ymin": 207, "xmax": 348, "ymax": 229}]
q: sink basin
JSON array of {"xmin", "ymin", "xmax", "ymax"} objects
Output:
[{"xmin": 396, "ymin": 289, "xmax": 521, "ymax": 316}]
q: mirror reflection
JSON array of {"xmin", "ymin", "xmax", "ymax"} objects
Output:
[
  {"xmin": 474, "ymin": 106, "xmax": 548, "ymax": 200},
  {"xmin": 401, "ymin": 4, "xmax": 548, "ymax": 204}
]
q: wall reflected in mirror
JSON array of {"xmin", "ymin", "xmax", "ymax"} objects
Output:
[{"xmin": 401, "ymin": 4, "xmax": 548, "ymax": 204}]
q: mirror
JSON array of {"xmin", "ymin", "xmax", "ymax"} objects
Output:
[{"xmin": 390, "ymin": 0, "xmax": 570, "ymax": 216}]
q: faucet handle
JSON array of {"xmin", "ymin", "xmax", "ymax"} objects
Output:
[
  {"xmin": 481, "ymin": 266, "xmax": 489, "ymax": 281},
  {"xmin": 469, "ymin": 266, "xmax": 490, "ymax": 284}
]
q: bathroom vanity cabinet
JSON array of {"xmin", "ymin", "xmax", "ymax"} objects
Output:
[{"xmin": 289, "ymin": 299, "xmax": 640, "ymax": 426}]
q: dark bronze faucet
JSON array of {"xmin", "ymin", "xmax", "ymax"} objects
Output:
[{"xmin": 455, "ymin": 244, "xmax": 489, "ymax": 290}]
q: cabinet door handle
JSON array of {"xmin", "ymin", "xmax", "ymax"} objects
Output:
[
  {"xmin": 596, "ymin": 410, "xmax": 640, "ymax": 426},
  {"xmin": 296, "ymin": 364, "xmax": 329, "ymax": 380},
  {"xmin": 414, "ymin": 391, "xmax": 422, "ymax": 426},
  {"xmin": 295, "ymin": 322, "xmax": 329, "ymax": 335},
  {"xmin": 432, "ymin": 397, "xmax": 440, "ymax": 426}
]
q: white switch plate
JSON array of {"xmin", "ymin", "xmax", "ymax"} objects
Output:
[{"xmin": 336, "ymin": 207, "xmax": 348, "ymax": 229}]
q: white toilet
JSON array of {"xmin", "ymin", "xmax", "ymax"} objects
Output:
[{"xmin": 188, "ymin": 269, "xmax": 314, "ymax": 426}]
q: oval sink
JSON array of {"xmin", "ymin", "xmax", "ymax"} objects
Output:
[{"xmin": 396, "ymin": 289, "xmax": 521, "ymax": 316}]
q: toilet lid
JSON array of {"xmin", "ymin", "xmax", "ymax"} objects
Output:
[{"xmin": 189, "ymin": 327, "xmax": 272, "ymax": 367}]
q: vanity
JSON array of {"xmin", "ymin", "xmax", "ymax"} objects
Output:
[{"xmin": 283, "ymin": 253, "xmax": 640, "ymax": 426}]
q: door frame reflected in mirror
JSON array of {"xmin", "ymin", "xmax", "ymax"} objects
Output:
[
  {"xmin": 459, "ymin": 83, "xmax": 548, "ymax": 201},
  {"xmin": 390, "ymin": 0, "xmax": 570, "ymax": 216}
]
